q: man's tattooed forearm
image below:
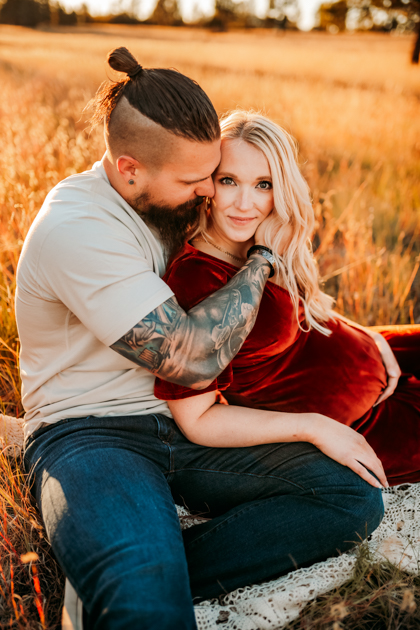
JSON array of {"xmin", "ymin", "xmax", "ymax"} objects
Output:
[
  {"xmin": 111, "ymin": 298, "xmax": 183, "ymax": 371},
  {"xmin": 111, "ymin": 255, "xmax": 271, "ymax": 387}
]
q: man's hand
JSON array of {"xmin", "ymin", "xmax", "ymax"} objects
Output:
[{"xmin": 371, "ymin": 332, "xmax": 401, "ymax": 406}]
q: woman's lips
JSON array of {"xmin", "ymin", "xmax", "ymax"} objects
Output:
[{"xmin": 228, "ymin": 216, "xmax": 257, "ymax": 226}]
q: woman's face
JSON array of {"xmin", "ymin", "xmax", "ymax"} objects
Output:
[{"xmin": 210, "ymin": 138, "xmax": 274, "ymax": 246}]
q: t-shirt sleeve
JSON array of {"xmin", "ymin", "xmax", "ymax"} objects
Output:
[
  {"xmin": 154, "ymin": 254, "xmax": 233, "ymax": 400},
  {"xmin": 35, "ymin": 217, "xmax": 174, "ymax": 347}
]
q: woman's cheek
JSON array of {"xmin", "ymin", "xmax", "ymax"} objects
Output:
[{"xmin": 211, "ymin": 187, "xmax": 225, "ymax": 213}]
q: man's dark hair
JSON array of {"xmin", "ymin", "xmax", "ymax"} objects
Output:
[{"xmin": 89, "ymin": 47, "xmax": 220, "ymax": 143}]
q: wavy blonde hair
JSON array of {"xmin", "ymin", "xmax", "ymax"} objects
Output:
[{"xmin": 199, "ymin": 110, "xmax": 334, "ymax": 335}]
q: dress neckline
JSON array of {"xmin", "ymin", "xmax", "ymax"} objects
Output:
[{"xmin": 184, "ymin": 241, "xmax": 292, "ymax": 298}]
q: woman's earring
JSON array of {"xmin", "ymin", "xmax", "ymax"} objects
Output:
[
  {"xmin": 128, "ymin": 179, "xmax": 135, "ymax": 185},
  {"xmin": 206, "ymin": 197, "xmax": 211, "ymax": 216}
]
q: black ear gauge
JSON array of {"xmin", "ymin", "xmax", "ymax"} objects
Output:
[{"xmin": 128, "ymin": 179, "xmax": 135, "ymax": 185}]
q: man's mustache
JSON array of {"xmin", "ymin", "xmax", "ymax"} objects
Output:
[{"xmin": 184, "ymin": 195, "xmax": 205, "ymax": 210}]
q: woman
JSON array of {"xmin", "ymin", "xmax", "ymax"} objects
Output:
[{"xmin": 155, "ymin": 110, "xmax": 420, "ymax": 488}]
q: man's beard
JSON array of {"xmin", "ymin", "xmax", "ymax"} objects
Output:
[{"xmin": 132, "ymin": 192, "xmax": 204, "ymax": 260}]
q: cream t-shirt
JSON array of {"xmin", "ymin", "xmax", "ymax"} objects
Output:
[{"xmin": 16, "ymin": 158, "xmax": 174, "ymax": 437}]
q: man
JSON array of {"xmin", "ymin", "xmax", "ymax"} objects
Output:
[{"xmin": 17, "ymin": 47, "xmax": 383, "ymax": 629}]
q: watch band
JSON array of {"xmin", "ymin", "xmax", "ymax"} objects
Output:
[{"xmin": 247, "ymin": 245, "xmax": 276, "ymax": 278}]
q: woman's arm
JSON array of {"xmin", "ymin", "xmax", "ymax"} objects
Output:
[
  {"xmin": 332, "ymin": 312, "xmax": 401, "ymax": 404},
  {"xmin": 168, "ymin": 393, "xmax": 389, "ymax": 489}
]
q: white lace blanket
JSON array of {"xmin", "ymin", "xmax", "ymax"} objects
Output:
[
  {"xmin": 2, "ymin": 415, "xmax": 419, "ymax": 629},
  {"xmin": 182, "ymin": 484, "xmax": 420, "ymax": 629}
]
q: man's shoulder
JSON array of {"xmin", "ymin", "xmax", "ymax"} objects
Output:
[
  {"xmin": 17, "ymin": 163, "xmax": 127, "ymax": 286},
  {"xmin": 45, "ymin": 160, "xmax": 120, "ymax": 215},
  {"xmin": 22, "ymin": 161, "xmax": 140, "ymax": 251}
]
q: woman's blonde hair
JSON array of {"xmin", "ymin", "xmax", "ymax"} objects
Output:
[{"xmin": 200, "ymin": 110, "xmax": 334, "ymax": 335}]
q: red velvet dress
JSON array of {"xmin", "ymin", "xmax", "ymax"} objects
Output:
[{"xmin": 155, "ymin": 243, "xmax": 420, "ymax": 485}]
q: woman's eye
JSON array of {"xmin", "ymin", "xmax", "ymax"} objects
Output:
[
  {"xmin": 220, "ymin": 177, "xmax": 235, "ymax": 185},
  {"xmin": 257, "ymin": 181, "xmax": 272, "ymax": 190}
]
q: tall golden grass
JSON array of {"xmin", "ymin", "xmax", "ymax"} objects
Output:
[{"xmin": 0, "ymin": 24, "xmax": 419, "ymax": 627}]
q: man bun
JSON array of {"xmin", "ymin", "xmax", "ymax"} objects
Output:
[
  {"xmin": 88, "ymin": 46, "xmax": 220, "ymax": 143},
  {"xmin": 107, "ymin": 47, "xmax": 143, "ymax": 78}
]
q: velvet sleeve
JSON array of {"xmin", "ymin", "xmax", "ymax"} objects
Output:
[{"xmin": 154, "ymin": 253, "xmax": 234, "ymax": 401}]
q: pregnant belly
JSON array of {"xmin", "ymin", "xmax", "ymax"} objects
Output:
[{"xmin": 228, "ymin": 319, "xmax": 388, "ymax": 425}]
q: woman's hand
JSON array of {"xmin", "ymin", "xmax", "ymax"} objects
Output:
[
  {"xmin": 254, "ymin": 214, "xmax": 292, "ymax": 253},
  {"xmin": 370, "ymin": 332, "xmax": 401, "ymax": 406},
  {"xmin": 254, "ymin": 213, "xmax": 273, "ymax": 248},
  {"xmin": 332, "ymin": 313, "xmax": 401, "ymax": 406},
  {"xmin": 308, "ymin": 414, "xmax": 389, "ymax": 489}
]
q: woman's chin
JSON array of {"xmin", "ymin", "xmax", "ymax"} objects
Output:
[{"xmin": 224, "ymin": 229, "xmax": 256, "ymax": 244}]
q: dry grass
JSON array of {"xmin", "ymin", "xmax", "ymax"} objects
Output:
[
  {"xmin": 0, "ymin": 24, "xmax": 419, "ymax": 627},
  {"xmin": 0, "ymin": 452, "xmax": 63, "ymax": 628},
  {"xmin": 285, "ymin": 543, "xmax": 420, "ymax": 629}
]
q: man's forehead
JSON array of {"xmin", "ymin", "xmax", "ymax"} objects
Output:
[{"xmin": 165, "ymin": 136, "xmax": 221, "ymax": 175}]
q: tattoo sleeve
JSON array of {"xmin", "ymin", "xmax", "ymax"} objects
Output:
[{"xmin": 110, "ymin": 254, "xmax": 271, "ymax": 388}]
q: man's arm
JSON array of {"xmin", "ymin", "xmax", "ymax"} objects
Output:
[{"xmin": 111, "ymin": 253, "xmax": 270, "ymax": 389}]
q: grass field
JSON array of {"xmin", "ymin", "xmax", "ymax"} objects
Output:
[{"xmin": 0, "ymin": 24, "xmax": 419, "ymax": 628}]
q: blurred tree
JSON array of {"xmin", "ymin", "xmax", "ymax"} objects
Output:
[
  {"xmin": 318, "ymin": 0, "xmax": 348, "ymax": 31},
  {"xmin": 318, "ymin": 0, "xmax": 420, "ymax": 61},
  {"xmin": 264, "ymin": 0, "xmax": 299, "ymax": 28},
  {"xmin": 0, "ymin": 0, "xmax": 50, "ymax": 26},
  {"xmin": 206, "ymin": 0, "xmax": 238, "ymax": 30},
  {"xmin": 413, "ymin": 22, "xmax": 420, "ymax": 61},
  {"xmin": 348, "ymin": 0, "xmax": 419, "ymax": 32},
  {"xmin": 206, "ymin": 0, "xmax": 289, "ymax": 31},
  {"xmin": 109, "ymin": 12, "xmax": 141, "ymax": 23},
  {"xmin": 366, "ymin": 0, "xmax": 420, "ymax": 62},
  {"xmin": 149, "ymin": 0, "xmax": 184, "ymax": 25},
  {"xmin": 77, "ymin": 2, "xmax": 93, "ymax": 23},
  {"xmin": 50, "ymin": 2, "xmax": 81, "ymax": 25}
]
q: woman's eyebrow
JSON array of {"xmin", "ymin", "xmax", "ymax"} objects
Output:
[
  {"xmin": 216, "ymin": 171, "xmax": 272, "ymax": 181},
  {"xmin": 216, "ymin": 171, "xmax": 237, "ymax": 178}
]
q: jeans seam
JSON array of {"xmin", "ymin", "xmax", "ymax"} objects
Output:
[
  {"xmin": 171, "ymin": 466, "xmax": 316, "ymax": 495},
  {"xmin": 153, "ymin": 415, "xmax": 174, "ymax": 481},
  {"xmin": 184, "ymin": 494, "xmax": 287, "ymax": 549}
]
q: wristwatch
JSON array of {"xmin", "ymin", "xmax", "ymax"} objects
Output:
[{"xmin": 247, "ymin": 245, "xmax": 277, "ymax": 278}]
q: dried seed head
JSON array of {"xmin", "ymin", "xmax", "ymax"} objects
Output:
[
  {"xmin": 331, "ymin": 602, "xmax": 348, "ymax": 620},
  {"xmin": 401, "ymin": 589, "xmax": 416, "ymax": 613},
  {"xmin": 21, "ymin": 552, "xmax": 39, "ymax": 564}
]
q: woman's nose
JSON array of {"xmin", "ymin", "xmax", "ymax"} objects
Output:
[{"xmin": 236, "ymin": 188, "xmax": 253, "ymax": 211}]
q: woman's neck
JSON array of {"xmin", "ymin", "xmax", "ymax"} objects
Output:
[{"xmin": 191, "ymin": 227, "xmax": 254, "ymax": 266}]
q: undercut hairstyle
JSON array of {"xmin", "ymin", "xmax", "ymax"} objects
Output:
[{"xmin": 88, "ymin": 47, "xmax": 220, "ymax": 163}]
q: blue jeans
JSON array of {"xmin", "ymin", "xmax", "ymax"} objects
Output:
[{"xmin": 24, "ymin": 414, "xmax": 383, "ymax": 630}]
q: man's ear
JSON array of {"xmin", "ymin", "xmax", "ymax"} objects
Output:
[{"xmin": 116, "ymin": 155, "xmax": 147, "ymax": 187}]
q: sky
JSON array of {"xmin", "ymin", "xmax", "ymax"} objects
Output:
[{"xmin": 59, "ymin": 0, "xmax": 323, "ymax": 30}]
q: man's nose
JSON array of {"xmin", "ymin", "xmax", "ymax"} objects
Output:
[{"xmin": 195, "ymin": 177, "xmax": 215, "ymax": 199}]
